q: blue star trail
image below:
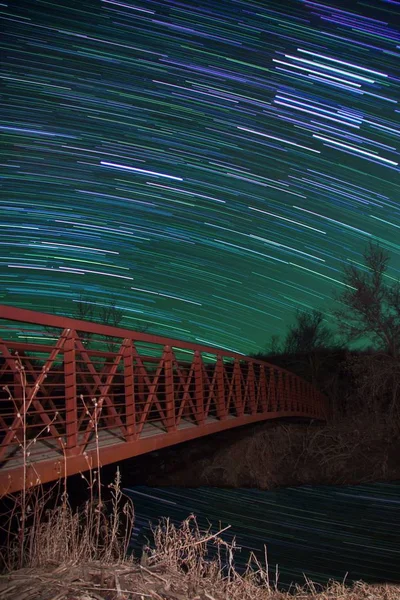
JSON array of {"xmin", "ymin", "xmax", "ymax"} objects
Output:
[{"xmin": 1, "ymin": 0, "xmax": 399, "ymax": 354}]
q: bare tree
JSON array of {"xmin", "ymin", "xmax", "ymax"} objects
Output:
[
  {"xmin": 335, "ymin": 241, "xmax": 400, "ymax": 358},
  {"xmin": 253, "ymin": 313, "xmax": 333, "ymax": 361},
  {"xmin": 135, "ymin": 322, "xmax": 151, "ymax": 334},
  {"xmin": 336, "ymin": 242, "xmax": 400, "ymax": 420},
  {"xmin": 284, "ymin": 310, "xmax": 334, "ymax": 355},
  {"xmin": 251, "ymin": 311, "xmax": 337, "ymax": 393},
  {"xmin": 268, "ymin": 334, "xmax": 282, "ymax": 355},
  {"xmin": 250, "ymin": 335, "xmax": 282, "ymax": 361},
  {"xmin": 100, "ymin": 300, "xmax": 124, "ymax": 353},
  {"xmin": 43, "ymin": 294, "xmax": 95, "ymax": 345},
  {"xmin": 75, "ymin": 295, "xmax": 95, "ymax": 347},
  {"xmin": 281, "ymin": 310, "xmax": 336, "ymax": 389}
]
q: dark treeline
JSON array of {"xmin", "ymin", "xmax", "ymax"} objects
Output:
[{"xmin": 251, "ymin": 241, "xmax": 400, "ymax": 425}]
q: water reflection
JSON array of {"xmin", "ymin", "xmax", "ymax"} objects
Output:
[{"xmin": 126, "ymin": 482, "xmax": 400, "ymax": 589}]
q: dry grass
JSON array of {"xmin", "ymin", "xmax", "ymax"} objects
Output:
[
  {"xmin": 0, "ymin": 469, "xmax": 134, "ymax": 572},
  {"xmin": 0, "ymin": 515, "xmax": 399, "ymax": 599}
]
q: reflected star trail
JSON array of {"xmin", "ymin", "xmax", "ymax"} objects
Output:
[{"xmin": 1, "ymin": 0, "xmax": 399, "ymax": 354}]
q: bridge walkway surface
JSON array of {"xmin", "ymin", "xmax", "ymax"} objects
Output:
[{"xmin": 0, "ymin": 305, "xmax": 328, "ymax": 495}]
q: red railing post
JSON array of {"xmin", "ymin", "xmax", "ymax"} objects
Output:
[
  {"xmin": 269, "ymin": 369, "xmax": 277, "ymax": 412},
  {"xmin": 284, "ymin": 374, "xmax": 290, "ymax": 412},
  {"xmin": 259, "ymin": 364, "xmax": 268, "ymax": 412},
  {"xmin": 164, "ymin": 346, "xmax": 176, "ymax": 432},
  {"xmin": 194, "ymin": 351, "xmax": 205, "ymax": 425},
  {"xmin": 300, "ymin": 380, "xmax": 306, "ymax": 413},
  {"xmin": 308, "ymin": 383, "xmax": 313, "ymax": 415},
  {"xmin": 312, "ymin": 387, "xmax": 317, "ymax": 416},
  {"xmin": 277, "ymin": 371, "xmax": 284, "ymax": 412},
  {"xmin": 247, "ymin": 362, "xmax": 256, "ymax": 414},
  {"xmin": 64, "ymin": 331, "xmax": 78, "ymax": 456},
  {"xmin": 124, "ymin": 340, "xmax": 136, "ymax": 441},
  {"xmin": 295, "ymin": 377, "xmax": 301, "ymax": 412},
  {"xmin": 138, "ymin": 370, "xmax": 145, "ymax": 404},
  {"xmin": 285, "ymin": 374, "xmax": 291, "ymax": 412},
  {"xmin": 215, "ymin": 355, "xmax": 226, "ymax": 419},
  {"xmin": 233, "ymin": 358, "xmax": 244, "ymax": 417},
  {"xmin": 290, "ymin": 376, "xmax": 296, "ymax": 412},
  {"xmin": 180, "ymin": 367, "xmax": 191, "ymax": 419},
  {"xmin": 286, "ymin": 374, "xmax": 294, "ymax": 412},
  {"xmin": 309, "ymin": 384, "xmax": 314, "ymax": 416},
  {"xmin": 308, "ymin": 385, "xmax": 313, "ymax": 416}
]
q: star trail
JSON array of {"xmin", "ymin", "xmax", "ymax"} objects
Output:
[{"xmin": 1, "ymin": 0, "xmax": 399, "ymax": 354}]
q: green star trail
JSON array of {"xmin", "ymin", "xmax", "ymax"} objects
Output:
[{"xmin": 1, "ymin": 0, "xmax": 399, "ymax": 354}]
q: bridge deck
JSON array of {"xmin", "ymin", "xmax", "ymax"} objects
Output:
[{"xmin": 1, "ymin": 417, "xmax": 221, "ymax": 472}]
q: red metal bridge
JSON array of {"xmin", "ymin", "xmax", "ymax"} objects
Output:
[{"xmin": 0, "ymin": 305, "xmax": 328, "ymax": 495}]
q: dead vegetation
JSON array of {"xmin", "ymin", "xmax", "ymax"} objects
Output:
[
  {"xmin": 148, "ymin": 414, "xmax": 400, "ymax": 489},
  {"xmin": 1, "ymin": 514, "xmax": 399, "ymax": 600}
]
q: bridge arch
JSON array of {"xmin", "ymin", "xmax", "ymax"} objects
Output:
[{"xmin": 0, "ymin": 305, "xmax": 328, "ymax": 495}]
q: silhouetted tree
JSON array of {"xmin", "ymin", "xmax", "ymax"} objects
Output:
[
  {"xmin": 268, "ymin": 334, "xmax": 282, "ymax": 355},
  {"xmin": 282, "ymin": 310, "xmax": 339, "ymax": 392},
  {"xmin": 252, "ymin": 311, "xmax": 338, "ymax": 395},
  {"xmin": 43, "ymin": 294, "xmax": 95, "ymax": 346},
  {"xmin": 255, "ymin": 313, "xmax": 333, "ymax": 360},
  {"xmin": 45, "ymin": 296, "xmax": 144, "ymax": 350},
  {"xmin": 100, "ymin": 300, "xmax": 124, "ymax": 352},
  {"xmin": 335, "ymin": 241, "xmax": 400, "ymax": 358},
  {"xmin": 336, "ymin": 242, "xmax": 400, "ymax": 420},
  {"xmin": 284, "ymin": 309, "xmax": 334, "ymax": 355},
  {"xmin": 75, "ymin": 294, "xmax": 95, "ymax": 346}
]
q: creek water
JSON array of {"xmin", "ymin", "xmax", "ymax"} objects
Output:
[{"xmin": 125, "ymin": 482, "xmax": 400, "ymax": 590}]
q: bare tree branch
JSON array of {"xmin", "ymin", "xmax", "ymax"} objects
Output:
[
  {"xmin": 284, "ymin": 310, "xmax": 334, "ymax": 355},
  {"xmin": 335, "ymin": 242, "xmax": 400, "ymax": 420},
  {"xmin": 335, "ymin": 241, "xmax": 400, "ymax": 357}
]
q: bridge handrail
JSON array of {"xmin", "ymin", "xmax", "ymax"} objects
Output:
[
  {"xmin": 0, "ymin": 304, "xmax": 329, "ymax": 495},
  {"xmin": 0, "ymin": 304, "xmax": 296, "ymax": 377}
]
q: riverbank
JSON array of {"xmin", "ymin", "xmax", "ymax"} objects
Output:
[
  {"xmin": 133, "ymin": 415, "xmax": 400, "ymax": 489},
  {"xmin": 2, "ymin": 476, "xmax": 399, "ymax": 599},
  {"xmin": 127, "ymin": 482, "xmax": 400, "ymax": 590},
  {"xmin": 1, "ymin": 561, "xmax": 399, "ymax": 600}
]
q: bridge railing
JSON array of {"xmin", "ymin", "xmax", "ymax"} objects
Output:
[{"xmin": 0, "ymin": 305, "xmax": 329, "ymax": 475}]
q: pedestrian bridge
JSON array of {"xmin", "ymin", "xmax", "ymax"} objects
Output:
[{"xmin": 0, "ymin": 305, "xmax": 328, "ymax": 495}]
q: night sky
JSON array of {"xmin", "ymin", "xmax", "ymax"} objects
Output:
[{"xmin": 1, "ymin": 0, "xmax": 399, "ymax": 355}]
